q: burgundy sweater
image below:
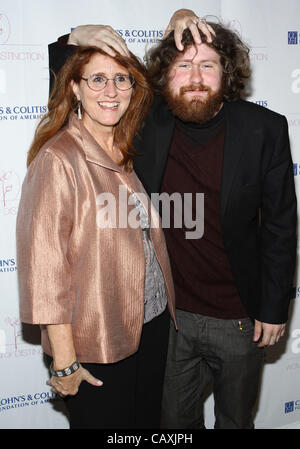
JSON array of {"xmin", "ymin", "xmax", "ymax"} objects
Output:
[{"xmin": 161, "ymin": 107, "xmax": 248, "ymax": 319}]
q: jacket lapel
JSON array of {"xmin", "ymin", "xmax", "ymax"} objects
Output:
[
  {"xmin": 133, "ymin": 96, "xmax": 174, "ymax": 194},
  {"xmin": 68, "ymin": 113, "xmax": 122, "ymax": 173},
  {"xmin": 153, "ymin": 98, "xmax": 176, "ymax": 173},
  {"xmin": 220, "ymin": 101, "xmax": 246, "ymax": 220}
]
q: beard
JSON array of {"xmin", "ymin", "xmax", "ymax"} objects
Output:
[{"xmin": 162, "ymin": 82, "xmax": 224, "ymax": 124}]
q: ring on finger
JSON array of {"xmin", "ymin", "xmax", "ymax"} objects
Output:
[{"xmin": 193, "ymin": 17, "xmax": 207, "ymax": 24}]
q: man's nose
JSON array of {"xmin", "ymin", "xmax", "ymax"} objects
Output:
[{"xmin": 189, "ymin": 65, "xmax": 203, "ymax": 84}]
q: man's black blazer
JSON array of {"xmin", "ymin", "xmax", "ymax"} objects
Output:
[
  {"xmin": 48, "ymin": 41, "xmax": 297, "ymax": 324},
  {"xmin": 133, "ymin": 96, "xmax": 297, "ymax": 324}
]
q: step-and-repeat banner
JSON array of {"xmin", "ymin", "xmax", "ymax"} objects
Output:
[{"xmin": 0, "ymin": 0, "xmax": 299, "ymax": 429}]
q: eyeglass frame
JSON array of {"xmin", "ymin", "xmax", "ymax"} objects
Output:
[{"xmin": 81, "ymin": 74, "xmax": 135, "ymax": 91}]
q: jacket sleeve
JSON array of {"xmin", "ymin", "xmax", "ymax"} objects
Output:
[
  {"xmin": 17, "ymin": 150, "xmax": 74, "ymax": 325},
  {"xmin": 48, "ymin": 34, "xmax": 77, "ymax": 94},
  {"xmin": 259, "ymin": 116, "xmax": 297, "ymax": 323}
]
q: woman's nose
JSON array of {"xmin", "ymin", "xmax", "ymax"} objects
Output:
[{"xmin": 103, "ymin": 79, "xmax": 118, "ymax": 96}]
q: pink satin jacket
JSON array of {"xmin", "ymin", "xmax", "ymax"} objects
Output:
[{"xmin": 17, "ymin": 114, "xmax": 176, "ymax": 363}]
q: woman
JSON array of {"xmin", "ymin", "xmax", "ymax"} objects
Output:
[{"xmin": 16, "ymin": 46, "xmax": 176, "ymax": 429}]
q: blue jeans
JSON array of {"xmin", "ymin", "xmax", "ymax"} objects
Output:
[{"xmin": 161, "ymin": 309, "xmax": 264, "ymax": 429}]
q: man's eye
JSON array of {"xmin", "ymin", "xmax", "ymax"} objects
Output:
[{"xmin": 178, "ymin": 63, "xmax": 191, "ymax": 70}]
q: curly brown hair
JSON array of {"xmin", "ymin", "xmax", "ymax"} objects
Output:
[{"xmin": 145, "ymin": 22, "xmax": 251, "ymax": 102}]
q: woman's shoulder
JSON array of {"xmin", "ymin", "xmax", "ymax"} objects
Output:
[
  {"xmin": 27, "ymin": 125, "xmax": 84, "ymax": 182},
  {"xmin": 39, "ymin": 121, "xmax": 84, "ymax": 164}
]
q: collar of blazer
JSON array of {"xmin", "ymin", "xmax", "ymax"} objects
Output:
[{"xmin": 68, "ymin": 112, "xmax": 123, "ymax": 173}]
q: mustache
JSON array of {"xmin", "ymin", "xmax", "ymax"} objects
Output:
[{"xmin": 180, "ymin": 84, "xmax": 211, "ymax": 94}]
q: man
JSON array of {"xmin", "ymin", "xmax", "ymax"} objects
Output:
[
  {"xmin": 136, "ymin": 24, "xmax": 296, "ymax": 429},
  {"xmin": 49, "ymin": 13, "xmax": 297, "ymax": 429}
]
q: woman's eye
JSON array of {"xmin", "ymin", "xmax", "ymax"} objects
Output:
[
  {"xmin": 93, "ymin": 76, "xmax": 105, "ymax": 83},
  {"xmin": 115, "ymin": 75, "xmax": 127, "ymax": 83}
]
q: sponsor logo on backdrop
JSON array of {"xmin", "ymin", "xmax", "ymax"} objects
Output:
[
  {"xmin": 0, "ymin": 258, "xmax": 17, "ymax": 273},
  {"xmin": 285, "ymin": 400, "xmax": 300, "ymax": 414},
  {"xmin": 116, "ymin": 29, "xmax": 164, "ymax": 45},
  {"xmin": 291, "ymin": 329, "xmax": 300, "ymax": 355},
  {"xmin": 0, "ymin": 12, "xmax": 45, "ymax": 61},
  {"xmin": 223, "ymin": 17, "xmax": 268, "ymax": 62},
  {"xmin": 113, "ymin": 18, "xmax": 243, "ymax": 46},
  {"xmin": 221, "ymin": 17, "xmax": 269, "ymax": 62},
  {"xmin": 249, "ymin": 48, "xmax": 268, "ymax": 62},
  {"xmin": 286, "ymin": 360, "xmax": 300, "ymax": 372},
  {"xmin": 288, "ymin": 114, "xmax": 300, "ymax": 127},
  {"xmin": 0, "ymin": 12, "xmax": 10, "ymax": 44},
  {"xmin": 0, "ymin": 316, "xmax": 43, "ymax": 358},
  {"xmin": 0, "ymin": 50, "xmax": 45, "ymax": 61},
  {"xmin": 0, "ymin": 169, "xmax": 21, "ymax": 216},
  {"xmin": 291, "ymin": 69, "xmax": 300, "ymax": 94},
  {"xmin": 288, "ymin": 31, "xmax": 299, "ymax": 45},
  {"xmin": 252, "ymin": 100, "xmax": 268, "ymax": 107},
  {"xmin": 0, "ymin": 317, "xmax": 22, "ymax": 355},
  {"xmin": 71, "ymin": 27, "xmax": 164, "ymax": 46},
  {"xmin": 293, "ymin": 163, "xmax": 300, "ymax": 176},
  {"xmin": 223, "ymin": 18, "xmax": 243, "ymax": 37},
  {"xmin": 0, "ymin": 391, "xmax": 57, "ymax": 412},
  {"xmin": 0, "ymin": 169, "xmax": 20, "ymax": 216},
  {"xmin": 0, "ymin": 105, "xmax": 47, "ymax": 121}
]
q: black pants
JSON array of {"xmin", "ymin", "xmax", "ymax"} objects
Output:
[
  {"xmin": 62, "ymin": 308, "xmax": 170, "ymax": 429},
  {"xmin": 161, "ymin": 309, "xmax": 264, "ymax": 429}
]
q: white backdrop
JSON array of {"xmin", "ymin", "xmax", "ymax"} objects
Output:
[{"xmin": 0, "ymin": 0, "xmax": 300, "ymax": 430}]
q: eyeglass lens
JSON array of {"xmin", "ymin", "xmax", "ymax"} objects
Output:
[{"xmin": 87, "ymin": 74, "xmax": 134, "ymax": 91}]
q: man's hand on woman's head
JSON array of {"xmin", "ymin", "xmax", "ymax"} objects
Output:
[{"xmin": 68, "ymin": 24, "xmax": 130, "ymax": 57}]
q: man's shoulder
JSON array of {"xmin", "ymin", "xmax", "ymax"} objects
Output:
[
  {"xmin": 226, "ymin": 99, "xmax": 285, "ymax": 122},
  {"xmin": 147, "ymin": 94, "xmax": 174, "ymax": 124},
  {"xmin": 152, "ymin": 93, "xmax": 167, "ymax": 108}
]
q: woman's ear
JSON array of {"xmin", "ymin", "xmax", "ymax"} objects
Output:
[{"xmin": 71, "ymin": 80, "xmax": 80, "ymax": 101}]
